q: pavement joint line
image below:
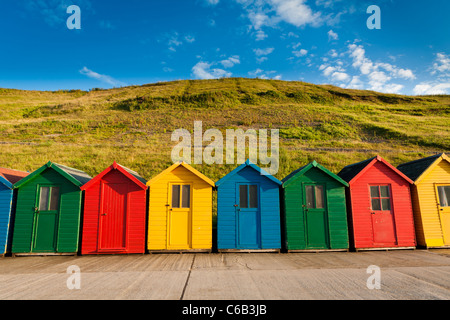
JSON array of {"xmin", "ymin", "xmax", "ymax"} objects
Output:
[{"xmin": 179, "ymin": 254, "xmax": 196, "ymax": 300}]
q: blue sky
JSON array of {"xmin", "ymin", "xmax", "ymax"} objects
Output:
[{"xmin": 0, "ymin": 0, "xmax": 449, "ymax": 95}]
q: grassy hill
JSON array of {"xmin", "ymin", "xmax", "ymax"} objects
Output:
[{"xmin": 0, "ymin": 78, "xmax": 449, "ymax": 183}]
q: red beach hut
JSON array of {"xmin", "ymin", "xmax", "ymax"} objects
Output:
[
  {"xmin": 338, "ymin": 156, "xmax": 416, "ymax": 251},
  {"xmin": 80, "ymin": 162, "xmax": 148, "ymax": 255}
]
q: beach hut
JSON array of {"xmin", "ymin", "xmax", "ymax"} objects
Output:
[
  {"xmin": 0, "ymin": 168, "xmax": 29, "ymax": 256},
  {"xmin": 12, "ymin": 162, "xmax": 91, "ymax": 256},
  {"xmin": 338, "ymin": 155, "xmax": 416, "ymax": 251},
  {"xmin": 216, "ymin": 160, "xmax": 282, "ymax": 252},
  {"xmin": 397, "ymin": 153, "xmax": 450, "ymax": 248},
  {"xmin": 80, "ymin": 162, "xmax": 148, "ymax": 255},
  {"xmin": 281, "ymin": 161, "xmax": 349, "ymax": 252},
  {"xmin": 147, "ymin": 162, "xmax": 214, "ymax": 252}
]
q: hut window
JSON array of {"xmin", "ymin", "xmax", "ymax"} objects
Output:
[
  {"xmin": 239, "ymin": 185, "xmax": 248, "ymax": 208},
  {"xmin": 172, "ymin": 185, "xmax": 181, "ymax": 208},
  {"xmin": 249, "ymin": 185, "xmax": 258, "ymax": 208},
  {"xmin": 306, "ymin": 185, "xmax": 325, "ymax": 209},
  {"xmin": 438, "ymin": 186, "xmax": 450, "ymax": 207},
  {"xmin": 315, "ymin": 186, "xmax": 324, "ymax": 209},
  {"xmin": 39, "ymin": 186, "xmax": 60, "ymax": 211},
  {"xmin": 171, "ymin": 184, "xmax": 191, "ymax": 209},
  {"xmin": 370, "ymin": 185, "xmax": 391, "ymax": 211},
  {"xmin": 181, "ymin": 185, "xmax": 191, "ymax": 208},
  {"xmin": 239, "ymin": 185, "xmax": 258, "ymax": 209}
]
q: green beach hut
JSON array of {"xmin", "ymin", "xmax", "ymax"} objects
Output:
[
  {"xmin": 281, "ymin": 161, "xmax": 349, "ymax": 252},
  {"xmin": 12, "ymin": 162, "xmax": 91, "ymax": 256}
]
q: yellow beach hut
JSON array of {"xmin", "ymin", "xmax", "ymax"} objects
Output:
[
  {"xmin": 147, "ymin": 162, "xmax": 215, "ymax": 252},
  {"xmin": 398, "ymin": 153, "xmax": 450, "ymax": 248}
]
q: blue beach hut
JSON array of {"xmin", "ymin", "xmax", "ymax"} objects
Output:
[
  {"xmin": 0, "ymin": 168, "xmax": 29, "ymax": 257},
  {"xmin": 216, "ymin": 160, "xmax": 282, "ymax": 252}
]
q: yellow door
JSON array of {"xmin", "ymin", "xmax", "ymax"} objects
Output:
[
  {"xmin": 168, "ymin": 183, "xmax": 192, "ymax": 249},
  {"xmin": 436, "ymin": 184, "xmax": 450, "ymax": 245}
]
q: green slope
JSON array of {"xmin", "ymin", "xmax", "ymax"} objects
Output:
[{"xmin": 0, "ymin": 78, "xmax": 449, "ymax": 182}]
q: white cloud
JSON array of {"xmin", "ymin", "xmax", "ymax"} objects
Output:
[
  {"xmin": 413, "ymin": 82, "xmax": 450, "ymax": 95},
  {"xmin": 328, "ymin": 29, "xmax": 338, "ymax": 41},
  {"xmin": 431, "ymin": 52, "xmax": 450, "ymax": 77},
  {"xmin": 255, "ymin": 30, "xmax": 268, "ymax": 41},
  {"xmin": 79, "ymin": 67, "xmax": 126, "ymax": 87},
  {"xmin": 322, "ymin": 66, "xmax": 336, "ymax": 77},
  {"xmin": 184, "ymin": 35, "xmax": 196, "ymax": 43},
  {"xmin": 331, "ymin": 71, "xmax": 349, "ymax": 82},
  {"xmin": 248, "ymin": 68, "xmax": 281, "ymax": 79},
  {"xmin": 293, "ymin": 49, "xmax": 308, "ymax": 57},
  {"xmin": 192, "ymin": 62, "xmax": 232, "ymax": 80},
  {"xmin": 237, "ymin": 0, "xmax": 322, "ymax": 34},
  {"xmin": 347, "ymin": 76, "xmax": 364, "ymax": 89},
  {"xmin": 220, "ymin": 55, "xmax": 241, "ymax": 68},
  {"xmin": 270, "ymin": 0, "xmax": 322, "ymax": 27},
  {"xmin": 254, "ymin": 47, "xmax": 275, "ymax": 56},
  {"xmin": 205, "ymin": 0, "xmax": 219, "ymax": 5},
  {"xmin": 163, "ymin": 32, "xmax": 195, "ymax": 52}
]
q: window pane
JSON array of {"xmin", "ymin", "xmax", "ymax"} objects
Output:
[
  {"xmin": 381, "ymin": 198, "xmax": 391, "ymax": 211},
  {"xmin": 249, "ymin": 185, "xmax": 258, "ymax": 208},
  {"xmin": 315, "ymin": 185, "xmax": 324, "ymax": 209},
  {"xmin": 306, "ymin": 185, "xmax": 315, "ymax": 209},
  {"xmin": 380, "ymin": 186, "xmax": 390, "ymax": 198},
  {"xmin": 370, "ymin": 186, "xmax": 380, "ymax": 198},
  {"xmin": 39, "ymin": 187, "xmax": 50, "ymax": 211},
  {"xmin": 371, "ymin": 199, "xmax": 381, "ymax": 211},
  {"xmin": 50, "ymin": 187, "xmax": 60, "ymax": 211},
  {"xmin": 181, "ymin": 185, "xmax": 191, "ymax": 208},
  {"xmin": 438, "ymin": 186, "xmax": 450, "ymax": 207},
  {"xmin": 239, "ymin": 185, "xmax": 248, "ymax": 208},
  {"xmin": 172, "ymin": 185, "xmax": 180, "ymax": 208}
]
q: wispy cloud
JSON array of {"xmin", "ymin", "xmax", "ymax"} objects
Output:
[
  {"xmin": 192, "ymin": 62, "xmax": 231, "ymax": 79},
  {"xmin": 163, "ymin": 32, "xmax": 195, "ymax": 52},
  {"xmin": 328, "ymin": 29, "xmax": 338, "ymax": 41},
  {"xmin": 79, "ymin": 67, "xmax": 126, "ymax": 87},
  {"xmin": 414, "ymin": 52, "xmax": 450, "ymax": 95},
  {"xmin": 237, "ymin": 0, "xmax": 322, "ymax": 40},
  {"xmin": 23, "ymin": 0, "xmax": 93, "ymax": 27}
]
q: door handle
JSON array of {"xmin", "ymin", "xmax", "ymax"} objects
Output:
[{"xmin": 102, "ymin": 213, "xmax": 107, "ymax": 216}]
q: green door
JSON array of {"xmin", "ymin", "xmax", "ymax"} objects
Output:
[
  {"xmin": 32, "ymin": 186, "xmax": 60, "ymax": 252},
  {"xmin": 304, "ymin": 184, "xmax": 330, "ymax": 249}
]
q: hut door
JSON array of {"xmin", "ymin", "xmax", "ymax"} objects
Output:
[
  {"xmin": 369, "ymin": 185, "xmax": 397, "ymax": 245},
  {"xmin": 99, "ymin": 183, "xmax": 128, "ymax": 251},
  {"xmin": 236, "ymin": 184, "xmax": 260, "ymax": 249},
  {"xmin": 436, "ymin": 185, "xmax": 450, "ymax": 245},
  {"xmin": 33, "ymin": 186, "xmax": 60, "ymax": 252},
  {"xmin": 304, "ymin": 184, "xmax": 329, "ymax": 249},
  {"xmin": 168, "ymin": 184, "xmax": 192, "ymax": 249}
]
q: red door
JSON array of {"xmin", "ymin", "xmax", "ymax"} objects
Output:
[
  {"xmin": 370, "ymin": 185, "xmax": 397, "ymax": 246},
  {"xmin": 99, "ymin": 183, "xmax": 128, "ymax": 251}
]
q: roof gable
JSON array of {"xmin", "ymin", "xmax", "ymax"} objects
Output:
[
  {"xmin": 0, "ymin": 174, "xmax": 13, "ymax": 189},
  {"xmin": 282, "ymin": 161, "xmax": 349, "ymax": 188},
  {"xmin": 14, "ymin": 162, "xmax": 92, "ymax": 189},
  {"xmin": 397, "ymin": 153, "xmax": 449, "ymax": 184},
  {"xmin": 147, "ymin": 162, "xmax": 215, "ymax": 187},
  {"xmin": 0, "ymin": 167, "xmax": 29, "ymax": 185},
  {"xmin": 81, "ymin": 162, "xmax": 147, "ymax": 191},
  {"xmin": 216, "ymin": 159, "xmax": 282, "ymax": 187},
  {"xmin": 338, "ymin": 155, "xmax": 413, "ymax": 185}
]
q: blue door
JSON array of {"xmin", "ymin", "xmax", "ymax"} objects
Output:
[{"xmin": 236, "ymin": 183, "xmax": 260, "ymax": 249}]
